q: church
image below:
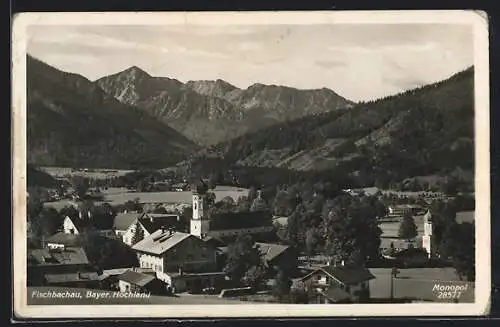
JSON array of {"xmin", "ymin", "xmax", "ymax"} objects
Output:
[
  {"xmin": 189, "ymin": 180, "xmax": 275, "ymax": 242},
  {"xmin": 130, "ymin": 180, "xmax": 284, "ymax": 293}
]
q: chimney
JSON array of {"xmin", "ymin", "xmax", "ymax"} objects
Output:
[
  {"xmin": 161, "ymin": 226, "xmax": 166, "ymax": 234},
  {"xmin": 257, "ymin": 190, "xmax": 262, "ymax": 199},
  {"xmin": 178, "ymin": 267, "xmax": 183, "ymax": 276}
]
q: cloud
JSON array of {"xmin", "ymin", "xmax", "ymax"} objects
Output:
[
  {"xmin": 327, "ymin": 42, "xmax": 437, "ymax": 54},
  {"xmin": 26, "ymin": 24, "xmax": 474, "ymax": 102},
  {"xmin": 315, "ymin": 59, "xmax": 347, "ymax": 69}
]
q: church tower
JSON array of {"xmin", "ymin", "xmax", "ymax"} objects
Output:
[
  {"xmin": 422, "ymin": 210, "xmax": 433, "ymax": 258},
  {"xmin": 190, "ymin": 180, "xmax": 210, "ymax": 238}
]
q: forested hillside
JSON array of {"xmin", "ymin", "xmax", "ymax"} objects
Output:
[
  {"xmin": 184, "ymin": 67, "xmax": 474, "ymax": 191},
  {"xmin": 27, "ymin": 55, "xmax": 197, "ymax": 169}
]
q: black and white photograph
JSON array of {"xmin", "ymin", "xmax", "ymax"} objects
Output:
[{"xmin": 12, "ymin": 11, "xmax": 490, "ymax": 318}]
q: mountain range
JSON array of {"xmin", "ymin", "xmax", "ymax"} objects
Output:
[
  {"xmin": 25, "ymin": 54, "xmax": 474, "ymax": 188},
  {"xmin": 26, "ymin": 55, "xmax": 197, "ymax": 169},
  {"xmin": 96, "ymin": 67, "xmax": 354, "ymax": 145}
]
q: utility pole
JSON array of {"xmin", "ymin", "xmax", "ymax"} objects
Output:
[{"xmin": 390, "ymin": 267, "xmax": 399, "ymax": 301}]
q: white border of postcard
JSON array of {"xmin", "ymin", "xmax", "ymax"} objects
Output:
[{"xmin": 12, "ymin": 10, "xmax": 490, "ymax": 318}]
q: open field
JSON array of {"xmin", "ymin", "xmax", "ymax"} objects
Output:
[
  {"xmin": 27, "ymin": 287, "xmax": 247, "ymax": 305},
  {"xmin": 43, "ymin": 186, "xmax": 249, "ymax": 210},
  {"xmin": 40, "ymin": 166, "xmax": 134, "ymax": 179},
  {"xmin": 368, "ymin": 268, "xmax": 474, "ymax": 302}
]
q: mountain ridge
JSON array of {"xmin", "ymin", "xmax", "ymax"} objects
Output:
[{"xmin": 96, "ymin": 66, "xmax": 354, "ymax": 145}]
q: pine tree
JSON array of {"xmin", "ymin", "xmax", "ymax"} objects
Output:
[
  {"xmin": 131, "ymin": 222, "xmax": 145, "ymax": 245},
  {"xmin": 398, "ymin": 212, "xmax": 418, "ymax": 240}
]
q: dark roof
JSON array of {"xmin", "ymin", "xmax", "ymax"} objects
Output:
[
  {"xmin": 113, "ymin": 212, "xmax": 141, "ymax": 231},
  {"xmin": 118, "ymin": 270, "xmax": 156, "ymax": 287},
  {"xmin": 99, "ymin": 268, "xmax": 155, "ymax": 281},
  {"xmin": 45, "ymin": 272, "xmax": 100, "ymax": 284},
  {"xmin": 67, "ymin": 215, "xmax": 114, "ymax": 231},
  {"xmin": 28, "ymin": 247, "xmax": 89, "ymax": 266},
  {"xmin": 302, "ymin": 266, "xmax": 375, "ymax": 285},
  {"xmin": 210, "ymin": 210, "xmax": 273, "ymax": 230},
  {"xmin": 132, "ymin": 229, "xmax": 192, "ymax": 255},
  {"xmin": 202, "ymin": 235, "xmax": 225, "ymax": 247},
  {"xmin": 45, "ymin": 232, "xmax": 85, "ymax": 246},
  {"xmin": 255, "ymin": 242, "xmax": 290, "ymax": 263},
  {"xmin": 138, "ymin": 213, "xmax": 179, "ymax": 234},
  {"xmin": 320, "ymin": 287, "xmax": 351, "ymax": 302},
  {"xmin": 66, "ymin": 216, "xmax": 95, "ymax": 231}
]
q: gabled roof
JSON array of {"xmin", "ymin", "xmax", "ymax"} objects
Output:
[
  {"xmin": 301, "ymin": 266, "xmax": 375, "ymax": 286},
  {"xmin": 45, "ymin": 272, "xmax": 100, "ymax": 284},
  {"xmin": 28, "ymin": 247, "xmax": 89, "ymax": 266},
  {"xmin": 65, "ymin": 216, "xmax": 95, "ymax": 230},
  {"xmin": 132, "ymin": 229, "xmax": 192, "ymax": 255},
  {"xmin": 113, "ymin": 212, "xmax": 142, "ymax": 231},
  {"xmin": 255, "ymin": 242, "xmax": 290, "ymax": 263},
  {"xmin": 99, "ymin": 268, "xmax": 155, "ymax": 281},
  {"xmin": 118, "ymin": 270, "xmax": 156, "ymax": 287},
  {"xmin": 45, "ymin": 232, "xmax": 85, "ymax": 246},
  {"xmin": 138, "ymin": 213, "xmax": 179, "ymax": 234},
  {"xmin": 66, "ymin": 215, "xmax": 114, "ymax": 231}
]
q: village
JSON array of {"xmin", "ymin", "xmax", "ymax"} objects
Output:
[{"xmin": 26, "ymin": 167, "xmax": 476, "ymax": 305}]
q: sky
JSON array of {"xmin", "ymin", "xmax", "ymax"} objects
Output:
[{"xmin": 27, "ymin": 24, "xmax": 473, "ymax": 102}]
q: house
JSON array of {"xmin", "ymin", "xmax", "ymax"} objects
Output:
[
  {"xmin": 112, "ymin": 212, "xmax": 142, "ymax": 239},
  {"xmin": 44, "ymin": 272, "xmax": 101, "ymax": 288},
  {"xmin": 62, "ymin": 212, "xmax": 115, "ymax": 238},
  {"xmin": 27, "ymin": 247, "xmax": 94, "ymax": 286},
  {"xmin": 118, "ymin": 212, "xmax": 180, "ymax": 246},
  {"xmin": 300, "ymin": 265, "xmax": 375, "ymax": 303},
  {"xmin": 98, "ymin": 267, "xmax": 156, "ymax": 290},
  {"xmin": 387, "ymin": 204, "xmax": 425, "ymax": 217},
  {"xmin": 117, "ymin": 269, "xmax": 168, "ymax": 295},
  {"xmin": 256, "ymin": 242, "xmax": 297, "ymax": 275},
  {"xmin": 131, "ymin": 228, "xmax": 225, "ymax": 293},
  {"xmin": 216, "ymin": 242, "xmax": 297, "ymax": 277},
  {"xmin": 189, "ymin": 180, "xmax": 275, "ymax": 241}
]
